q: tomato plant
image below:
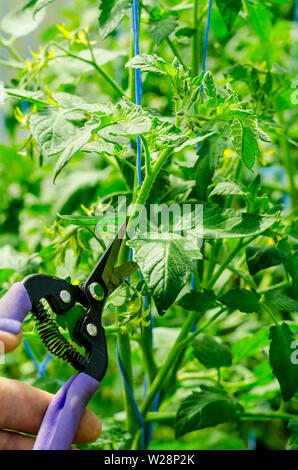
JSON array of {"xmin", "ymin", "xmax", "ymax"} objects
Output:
[{"xmin": 0, "ymin": 0, "xmax": 297, "ymax": 450}]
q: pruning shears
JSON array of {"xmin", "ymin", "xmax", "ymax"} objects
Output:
[{"xmin": 0, "ymin": 221, "xmax": 137, "ymax": 450}]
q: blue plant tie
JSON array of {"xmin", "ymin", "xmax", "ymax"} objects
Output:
[
  {"xmin": 197, "ymin": 0, "xmax": 212, "ymax": 151},
  {"xmin": 193, "ymin": 0, "xmax": 213, "ymax": 324},
  {"xmin": 23, "ymin": 339, "xmax": 53, "ymax": 379},
  {"xmin": 116, "ymin": 1, "xmax": 161, "ymax": 449},
  {"xmin": 290, "ymin": 0, "xmax": 298, "ymax": 74},
  {"xmin": 202, "ymin": 0, "xmax": 213, "ymax": 73},
  {"xmin": 38, "ymin": 353, "xmax": 54, "ymax": 378},
  {"xmin": 23, "ymin": 339, "xmax": 40, "ymax": 373},
  {"xmin": 132, "ymin": 0, "xmax": 142, "ymax": 186}
]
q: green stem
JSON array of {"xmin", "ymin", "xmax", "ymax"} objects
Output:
[
  {"xmin": 206, "ymin": 237, "xmax": 254, "ymax": 289},
  {"xmin": 113, "ymin": 153, "xmax": 136, "ymax": 171},
  {"xmin": 217, "ymin": 367, "xmax": 221, "ymax": 385},
  {"xmin": 144, "ymin": 410, "xmax": 297, "ymax": 423},
  {"xmin": 139, "ymin": 325, "xmax": 158, "ymax": 385},
  {"xmin": 118, "ymin": 147, "xmax": 171, "ymax": 263},
  {"xmin": 131, "ymin": 310, "xmax": 198, "ymax": 449},
  {"xmin": 180, "ymin": 306, "xmax": 226, "ymax": 348},
  {"xmin": 145, "ymin": 411, "xmax": 176, "ymax": 423},
  {"xmin": 50, "ymin": 43, "xmax": 127, "ymax": 99},
  {"xmin": 259, "ymin": 281, "xmax": 290, "ymax": 293},
  {"xmin": 117, "ymin": 331, "xmax": 140, "ymax": 440},
  {"xmin": 240, "ymin": 411, "xmax": 296, "ymax": 421},
  {"xmin": 140, "ymin": 135, "xmax": 151, "ymax": 176},
  {"xmin": 192, "ymin": 0, "xmax": 199, "ymax": 76},
  {"xmin": 205, "ymin": 243, "xmax": 216, "ymax": 283},
  {"xmin": 166, "ymin": 38, "xmax": 186, "ymax": 69},
  {"xmin": 0, "ymin": 37, "xmax": 23, "ymax": 62},
  {"xmin": 262, "ymin": 303, "xmax": 279, "ymax": 326}
]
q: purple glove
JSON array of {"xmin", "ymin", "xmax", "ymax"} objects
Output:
[
  {"xmin": 34, "ymin": 372, "xmax": 100, "ymax": 450},
  {"xmin": 0, "ymin": 283, "xmax": 32, "ymax": 334},
  {"xmin": 0, "ymin": 283, "xmax": 100, "ymax": 450}
]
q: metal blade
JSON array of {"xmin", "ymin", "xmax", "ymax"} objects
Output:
[
  {"xmin": 107, "ymin": 261, "xmax": 138, "ymax": 294},
  {"xmin": 84, "ymin": 221, "xmax": 127, "ymax": 294}
]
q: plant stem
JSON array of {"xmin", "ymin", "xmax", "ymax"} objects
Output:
[
  {"xmin": 131, "ymin": 309, "xmax": 198, "ymax": 449},
  {"xmin": 0, "ymin": 37, "xmax": 23, "ymax": 62},
  {"xmin": 240, "ymin": 411, "xmax": 296, "ymax": 421},
  {"xmin": 118, "ymin": 147, "xmax": 171, "ymax": 266},
  {"xmin": 180, "ymin": 306, "xmax": 226, "ymax": 348},
  {"xmin": 206, "ymin": 237, "xmax": 254, "ymax": 289},
  {"xmin": 262, "ymin": 303, "xmax": 279, "ymax": 326},
  {"xmin": 166, "ymin": 38, "xmax": 186, "ymax": 69},
  {"xmin": 50, "ymin": 43, "xmax": 127, "ymax": 99},
  {"xmin": 144, "ymin": 410, "xmax": 297, "ymax": 423},
  {"xmin": 145, "ymin": 411, "xmax": 176, "ymax": 423},
  {"xmin": 139, "ymin": 325, "xmax": 158, "ymax": 385},
  {"xmin": 192, "ymin": 0, "xmax": 199, "ymax": 76},
  {"xmin": 117, "ymin": 331, "xmax": 140, "ymax": 439},
  {"xmin": 140, "ymin": 135, "xmax": 151, "ymax": 175},
  {"xmin": 205, "ymin": 243, "xmax": 216, "ymax": 283},
  {"xmin": 113, "ymin": 153, "xmax": 136, "ymax": 171}
]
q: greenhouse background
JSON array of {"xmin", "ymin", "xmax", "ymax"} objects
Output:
[{"xmin": 0, "ymin": 0, "xmax": 297, "ymax": 452}]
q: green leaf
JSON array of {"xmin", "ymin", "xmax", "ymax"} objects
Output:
[
  {"xmin": 192, "ymin": 334, "xmax": 233, "ymax": 369},
  {"xmin": 0, "ymin": 245, "xmax": 39, "ymax": 276},
  {"xmin": 76, "ymin": 48, "xmax": 128, "ymax": 68},
  {"xmin": 286, "ymin": 419, "xmax": 298, "ymax": 450},
  {"xmin": 147, "ymin": 15, "xmax": 178, "ymax": 46},
  {"xmin": 215, "ymin": 0, "xmax": 242, "ymax": 30},
  {"xmin": 53, "ymin": 121, "xmax": 99, "ymax": 182},
  {"xmin": 263, "ymin": 292, "xmax": 298, "ymax": 313},
  {"xmin": 245, "ymin": 0, "xmax": 273, "ymax": 41},
  {"xmin": 219, "ymin": 288, "xmax": 261, "ymax": 313},
  {"xmin": 98, "ymin": 0, "xmax": 132, "ymax": 39},
  {"xmin": 79, "ymin": 420, "xmax": 131, "ymax": 449},
  {"xmin": 58, "ymin": 213, "xmax": 102, "ymax": 226},
  {"xmin": 1, "ymin": 3, "xmax": 45, "ymax": 38},
  {"xmin": 0, "ymin": 57, "xmax": 25, "ymax": 70},
  {"xmin": 231, "ymin": 119, "xmax": 260, "ymax": 169},
  {"xmin": 52, "ymin": 92, "xmax": 115, "ymax": 115},
  {"xmin": 190, "ymin": 207, "xmax": 277, "ymax": 239},
  {"xmin": 1, "ymin": 86, "xmax": 47, "ymax": 106},
  {"xmin": 174, "ymin": 131, "xmax": 216, "ymax": 153},
  {"xmin": 175, "ymin": 386, "xmax": 241, "ymax": 438},
  {"xmin": 24, "ymin": 0, "xmax": 56, "ymax": 15},
  {"xmin": 126, "ymin": 54, "xmax": 178, "ymax": 79},
  {"xmin": 55, "ymin": 304, "xmax": 85, "ymax": 342},
  {"xmin": 127, "ymin": 235, "xmax": 202, "ymax": 315},
  {"xmin": 81, "ymin": 140, "xmax": 115, "ymax": 156},
  {"xmin": 195, "ymin": 131, "xmax": 228, "ymax": 201},
  {"xmin": 246, "ymin": 245, "xmax": 282, "ymax": 275},
  {"xmin": 278, "ymin": 239, "xmax": 298, "ymax": 299},
  {"xmin": 269, "ymin": 322, "xmax": 298, "ymax": 401},
  {"xmin": 209, "ymin": 180, "xmax": 246, "ymax": 198},
  {"xmin": 99, "ymin": 115, "xmax": 152, "ymax": 139},
  {"xmin": 203, "ymin": 71, "xmax": 217, "ymax": 104},
  {"xmin": 231, "ymin": 327, "xmax": 270, "ymax": 359},
  {"xmin": 176, "ymin": 290, "xmax": 216, "ymax": 312},
  {"xmin": 30, "ymin": 107, "xmax": 83, "ymax": 157}
]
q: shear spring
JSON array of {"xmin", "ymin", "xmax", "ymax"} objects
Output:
[{"xmin": 32, "ymin": 302, "xmax": 88, "ymax": 371}]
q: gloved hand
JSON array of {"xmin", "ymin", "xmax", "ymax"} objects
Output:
[{"xmin": 0, "ymin": 329, "xmax": 102, "ymax": 450}]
